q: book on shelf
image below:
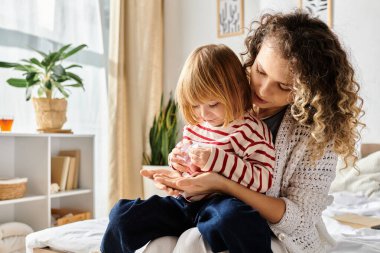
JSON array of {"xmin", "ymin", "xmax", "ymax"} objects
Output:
[
  {"xmin": 51, "ymin": 156, "xmax": 71, "ymax": 191},
  {"xmin": 58, "ymin": 150, "xmax": 81, "ymax": 189},
  {"xmin": 65, "ymin": 157, "xmax": 76, "ymax": 190}
]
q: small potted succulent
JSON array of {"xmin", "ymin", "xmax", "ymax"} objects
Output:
[{"xmin": 0, "ymin": 44, "xmax": 86, "ymax": 130}]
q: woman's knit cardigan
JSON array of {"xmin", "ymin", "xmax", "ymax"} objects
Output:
[{"xmin": 267, "ymin": 108, "xmax": 337, "ymax": 252}]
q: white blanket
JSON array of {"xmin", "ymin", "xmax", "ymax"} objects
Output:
[
  {"xmin": 330, "ymin": 151, "xmax": 380, "ymax": 197},
  {"xmin": 323, "ymin": 192, "xmax": 380, "ymax": 253},
  {"xmin": 25, "ymin": 218, "xmax": 108, "ymax": 253}
]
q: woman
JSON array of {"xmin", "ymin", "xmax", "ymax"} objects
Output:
[{"xmin": 142, "ymin": 11, "xmax": 363, "ymax": 253}]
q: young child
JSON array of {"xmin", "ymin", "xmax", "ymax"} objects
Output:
[
  {"xmin": 101, "ymin": 44, "xmax": 275, "ymax": 253},
  {"xmin": 172, "ymin": 44, "xmax": 275, "ymax": 201}
]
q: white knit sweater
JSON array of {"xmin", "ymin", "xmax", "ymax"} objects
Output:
[{"xmin": 267, "ymin": 108, "xmax": 337, "ymax": 253}]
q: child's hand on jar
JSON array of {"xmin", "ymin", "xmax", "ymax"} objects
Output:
[{"xmin": 189, "ymin": 146, "xmax": 212, "ymax": 171}]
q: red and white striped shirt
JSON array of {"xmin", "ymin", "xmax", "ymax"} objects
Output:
[{"xmin": 179, "ymin": 111, "xmax": 275, "ymax": 197}]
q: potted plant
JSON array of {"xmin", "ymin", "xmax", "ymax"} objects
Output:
[
  {"xmin": 142, "ymin": 94, "xmax": 178, "ymax": 198},
  {"xmin": 0, "ymin": 44, "xmax": 86, "ymax": 130}
]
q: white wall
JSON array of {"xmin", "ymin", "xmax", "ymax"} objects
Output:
[
  {"xmin": 163, "ymin": 0, "xmax": 260, "ymax": 98},
  {"xmin": 164, "ymin": 0, "xmax": 380, "ymax": 143}
]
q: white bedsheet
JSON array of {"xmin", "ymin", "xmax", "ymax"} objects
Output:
[
  {"xmin": 25, "ymin": 218, "xmax": 108, "ymax": 253},
  {"xmin": 324, "ymin": 192, "xmax": 380, "ymax": 253},
  {"xmin": 26, "ymin": 192, "xmax": 380, "ymax": 253}
]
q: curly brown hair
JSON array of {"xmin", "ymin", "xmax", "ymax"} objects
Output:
[{"xmin": 243, "ymin": 12, "xmax": 364, "ymax": 163}]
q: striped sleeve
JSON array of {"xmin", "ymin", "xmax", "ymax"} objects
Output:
[{"xmin": 202, "ymin": 117, "xmax": 275, "ymax": 193}]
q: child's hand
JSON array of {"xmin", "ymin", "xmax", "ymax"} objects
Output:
[
  {"xmin": 169, "ymin": 140, "xmax": 192, "ymax": 173},
  {"xmin": 189, "ymin": 147, "xmax": 211, "ymax": 170}
]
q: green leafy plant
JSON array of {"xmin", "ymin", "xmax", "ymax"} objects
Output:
[
  {"xmin": 0, "ymin": 44, "xmax": 87, "ymax": 101},
  {"xmin": 143, "ymin": 94, "xmax": 178, "ymax": 165}
]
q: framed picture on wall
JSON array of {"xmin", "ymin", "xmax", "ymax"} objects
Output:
[
  {"xmin": 299, "ymin": 0, "xmax": 333, "ymax": 28},
  {"xmin": 217, "ymin": 0, "xmax": 244, "ymax": 38}
]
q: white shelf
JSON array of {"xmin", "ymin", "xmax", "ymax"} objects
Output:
[
  {"xmin": 50, "ymin": 189, "xmax": 92, "ymax": 198},
  {"xmin": 0, "ymin": 194, "xmax": 46, "ymax": 206},
  {"xmin": 0, "ymin": 133, "xmax": 94, "ymax": 231},
  {"xmin": 0, "ymin": 132, "xmax": 93, "ymax": 138}
]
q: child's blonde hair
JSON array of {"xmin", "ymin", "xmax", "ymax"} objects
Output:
[{"xmin": 176, "ymin": 44, "xmax": 252, "ymax": 126}]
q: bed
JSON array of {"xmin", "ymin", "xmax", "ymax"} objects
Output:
[{"xmin": 26, "ymin": 144, "xmax": 380, "ymax": 253}]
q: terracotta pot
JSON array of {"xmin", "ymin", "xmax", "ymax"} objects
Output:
[{"xmin": 32, "ymin": 98, "xmax": 67, "ymax": 130}]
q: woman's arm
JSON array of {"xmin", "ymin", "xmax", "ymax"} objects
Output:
[
  {"xmin": 153, "ymin": 172, "xmax": 285, "ymax": 224},
  {"xmin": 222, "ymin": 176, "xmax": 285, "ymax": 223}
]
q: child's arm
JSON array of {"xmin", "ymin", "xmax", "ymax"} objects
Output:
[{"xmin": 191, "ymin": 118, "xmax": 275, "ymax": 193}]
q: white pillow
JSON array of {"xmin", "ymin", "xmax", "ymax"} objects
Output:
[
  {"xmin": 330, "ymin": 151, "xmax": 380, "ymax": 196},
  {"xmin": 0, "ymin": 222, "xmax": 33, "ymax": 240},
  {"xmin": 0, "ymin": 222, "xmax": 33, "ymax": 253}
]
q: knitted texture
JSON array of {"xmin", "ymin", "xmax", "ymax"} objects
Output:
[{"xmin": 267, "ymin": 108, "xmax": 337, "ymax": 253}]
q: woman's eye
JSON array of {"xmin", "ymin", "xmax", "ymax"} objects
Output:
[
  {"xmin": 192, "ymin": 105, "xmax": 200, "ymax": 109},
  {"xmin": 279, "ymin": 83, "xmax": 292, "ymax": 91},
  {"xmin": 256, "ymin": 66, "xmax": 265, "ymax": 75}
]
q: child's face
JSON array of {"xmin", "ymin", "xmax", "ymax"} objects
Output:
[{"xmin": 192, "ymin": 101, "xmax": 226, "ymax": 127}]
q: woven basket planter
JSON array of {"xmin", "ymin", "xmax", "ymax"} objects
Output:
[
  {"xmin": 0, "ymin": 178, "xmax": 28, "ymax": 200},
  {"xmin": 32, "ymin": 98, "xmax": 67, "ymax": 130}
]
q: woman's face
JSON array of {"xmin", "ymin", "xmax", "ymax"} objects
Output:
[{"xmin": 250, "ymin": 40, "xmax": 294, "ymax": 114}]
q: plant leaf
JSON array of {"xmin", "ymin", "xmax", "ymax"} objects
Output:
[
  {"xmin": 145, "ymin": 94, "xmax": 178, "ymax": 165},
  {"xmin": 0, "ymin": 61, "xmax": 18, "ymax": 68},
  {"xmin": 65, "ymin": 64, "xmax": 82, "ymax": 70},
  {"xmin": 14, "ymin": 64, "xmax": 38, "ymax": 72},
  {"xmin": 30, "ymin": 58, "xmax": 43, "ymax": 67},
  {"xmin": 37, "ymin": 86, "xmax": 45, "ymax": 97},
  {"xmin": 52, "ymin": 80, "xmax": 69, "ymax": 98},
  {"xmin": 42, "ymin": 52, "xmax": 60, "ymax": 69},
  {"xmin": 63, "ymin": 83, "xmax": 84, "ymax": 90},
  {"xmin": 66, "ymin": 71, "xmax": 83, "ymax": 83},
  {"xmin": 32, "ymin": 48, "xmax": 48, "ymax": 58},
  {"xmin": 7, "ymin": 78, "xmax": 28, "ymax": 87},
  {"xmin": 61, "ymin": 44, "xmax": 87, "ymax": 60},
  {"xmin": 25, "ymin": 86, "xmax": 33, "ymax": 101},
  {"xmin": 58, "ymin": 44, "xmax": 72, "ymax": 54},
  {"xmin": 45, "ymin": 79, "xmax": 52, "ymax": 90},
  {"xmin": 52, "ymin": 64, "xmax": 66, "ymax": 77}
]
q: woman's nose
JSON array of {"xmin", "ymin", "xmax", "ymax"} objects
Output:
[{"xmin": 257, "ymin": 80, "xmax": 272, "ymax": 97}]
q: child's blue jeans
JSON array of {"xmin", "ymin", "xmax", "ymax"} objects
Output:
[{"xmin": 100, "ymin": 194, "xmax": 272, "ymax": 253}]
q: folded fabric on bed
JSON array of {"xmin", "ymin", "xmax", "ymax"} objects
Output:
[
  {"xmin": 330, "ymin": 151, "xmax": 380, "ymax": 197},
  {"xmin": 25, "ymin": 218, "xmax": 108, "ymax": 253},
  {"xmin": 323, "ymin": 191, "xmax": 380, "ymax": 253}
]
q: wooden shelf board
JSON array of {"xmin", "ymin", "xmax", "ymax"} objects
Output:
[
  {"xmin": 0, "ymin": 194, "xmax": 46, "ymax": 206},
  {"xmin": 50, "ymin": 189, "xmax": 92, "ymax": 198}
]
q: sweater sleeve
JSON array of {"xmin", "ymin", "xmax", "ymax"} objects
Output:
[
  {"xmin": 202, "ymin": 118, "xmax": 275, "ymax": 193},
  {"xmin": 269, "ymin": 140, "xmax": 337, "ymax": 237}
]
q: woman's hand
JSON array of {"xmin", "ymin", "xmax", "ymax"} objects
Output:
[
  {"xmin": 154, "ymin": 172, "xmax": 228, "ymax": 196},
  {"xmin": 140, "ymin": 168, "xmax": 183, "ymax": 196}
]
